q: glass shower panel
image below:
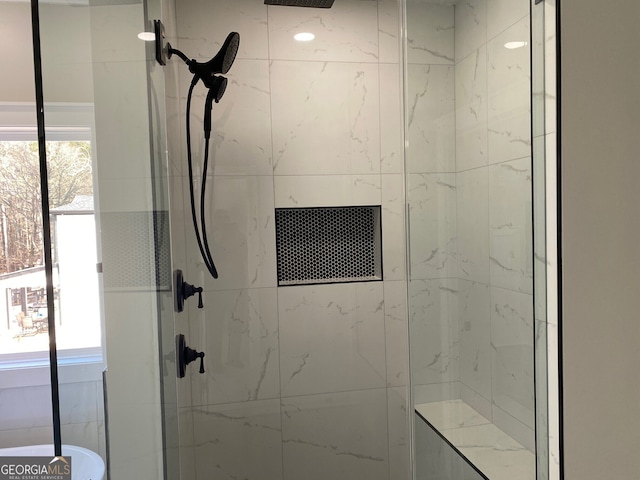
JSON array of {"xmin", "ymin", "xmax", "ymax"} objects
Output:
[
  {"xmin": 0, "ymin": 0, "xmax": 54, "ymax": 450},
  {"xmin": 37, "ymin": 0, "xmax": 179, "ymax": 477},
  {"xmin": 406, "ymin": 0, "xmax": 540, "ymax": 479}
]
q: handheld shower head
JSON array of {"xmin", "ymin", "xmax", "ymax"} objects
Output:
[
  {"xmin": 203, "ymin": 76, "xmax": 228, "ymax": 139},
  {"xmin": 189, "ymin": 32, "xmax": 240, "ymax": 80}
]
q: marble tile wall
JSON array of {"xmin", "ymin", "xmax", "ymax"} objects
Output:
[
  {"xmin": 173, "ymin": 1, "xmax": 409, "ymax": 479},
  {"xmin": 407, "ymin": 0, "xmax": 534, "ymax": 454},
  {"xmin": 0, "ymin": 380, "xmax": 104, "ymax": 457},
  {"xmin": 454, "ymin": 0, "xmax": 534, "ymax": 451},
  {"xmin": 406, "ymin": 2, "xmax": 459, "ymax": 405}
]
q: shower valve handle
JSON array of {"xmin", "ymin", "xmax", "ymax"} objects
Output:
[
  {"xmin": 183, "ymin": 282, "xmax": 204, "ymax": 309},
  {"xmin": 184, "ymin": 346, "xmax": 205, "ymax": 374},
  {"xmin": 175, "ymin": 270, "xmax": 204, "ymax": 312}
]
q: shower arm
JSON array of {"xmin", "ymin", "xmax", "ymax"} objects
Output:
[{"xmin": 167, "ymin": 44, "xmax": 191, "ymax": 65}]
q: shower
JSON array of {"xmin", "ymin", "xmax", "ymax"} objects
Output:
[{"xmin": 155, "ymin": 23, "xmax": 240, "ymax": 279}]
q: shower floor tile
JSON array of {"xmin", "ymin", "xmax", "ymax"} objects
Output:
[{"xmin": 415, "ymin": 400, "xmax": 535, "ymax": 480}]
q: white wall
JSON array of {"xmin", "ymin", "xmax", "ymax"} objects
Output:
[
  {"xmin": 0, "ymin": 2, "xmax": 94, "ymax": 103},
  {"xmin": 172, "ymin": 1, "xmax": 409, "ymax": 479},
  {"xmin": 560, "ymin": 0, "xmax": 640, "ymax": 478}
]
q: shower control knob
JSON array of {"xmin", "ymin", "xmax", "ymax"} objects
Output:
[
  {"xmin": 185, "ymin": 346, "xmax": 205, "ymax": 374},
  {"xmin": 174, "ymin": 269, "xmax": 204, "ymax": 312},
  {"xmin": 176, "ymin": 334, "xmax": 206, "ymax": 377}
]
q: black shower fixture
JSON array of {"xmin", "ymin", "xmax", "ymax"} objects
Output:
[
  {"xmin": 264, "ymin": 0, "xmax": 335, "ymax": 7},
  {"xmin": 167, "ymin": 31, "xmax": 240, "ymax": 90},
  {"xmin": 154, "ymin": 19, "xmax": 240, "ymax": 279}
]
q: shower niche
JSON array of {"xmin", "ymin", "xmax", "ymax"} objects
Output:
[{"xmin": 275, "ymin": 205, "xmax": 382, "ymax": 286}]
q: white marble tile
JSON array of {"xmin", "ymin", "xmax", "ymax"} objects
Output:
[
  {"xmin": 166, "ymin": 58, "xmax": 185, "ymax": 177},
  {"xmin": 544, "ymin": 0, "xmax": 557, "ymax": 135},
  {"xmin": 175, "ymin": 310, "xmax": 193, "ymax": 407},
  {"xmin": 380, "ymin": 63, "xmax": 404, "ymax": 174},
  {"xmin": 281, "ymin": 389, "xmax": 389, "ymax": 480},
  {"xmin": 178, "ymin": 407, "xmax": 196, "ymax": 480},
  {"xmin": 384, "ymin": 281, "xmax": 409, "ymax": 387},
  {"xmin": 460, "ymin": 382, "xmax": 492, "ymax": 422},
  {"xmin": 406, "ymin": 65, "xmax": 455, "ymax": 173},
  {"xmin": 176, "ymin": 0, "xmax": 269, "ymax": 61},
  {"xmin": 190, "ymin": 288, "xmax": 280, "ymax": 405},
  {"xmin": 456, "ymin": 168, "xmax": 489, "ymax": 283},
  {"xmin": 278, "ymin": 282, "xmax": 386, "ymax": 397},
  {"xmin": 388, "ymin": 387, "xmax": 411, "ymax": 480},
  {"xmin": 0, "ymin": 385, "xmax": 53, "ymax": 430},
  {"xmin": 490, "ymin": 286, "xmax": 534, "ymax": 429},
  {"xmin": 407, "ymin": 173, "xmax": 457, "ymax": 279},
  {"xmin": 487, "ymin": 17, "xmax": 531, "ymax": 165},
  {"xmin": 60, "ymin": 421, "xmax": 100, "ymax": 455},
  {"xmin": 169, "ymin": 172, "xmax": 188, "ymax": 275},
  {"xmin": 0, "ymin": 426, "xmax": 53, "ymax": 449},
  {"xmin": 489, "ymin": 157, "xmax": 533, "ymax": 293},
  {"xmin": 548, "ymin": 322, "xmax": 560, "ymax": 480},
  {"xmin": 416, "ymin": 399, "xmax": 489, "ymax": 431},
  {"xmin": 192, "ymin": 400, "xmax": 282, "ymax": 480},
  {"xmin": 454, "ymin": 0, "xmax": 487, "ymax": 62},
  {"xmin": 271, "ymin": 61, "xmax": 380, "ymax": 176},
  {"xmin": 274, "ymin": 174, "xmax": 381, "ymax": 208},
  {"xmin": 185, "ymin": 175, "xmax": 277, "ymax": 290},
  {"xmin": 413, "ymin": 381, "xmax": 461, "ymax": 405},
  {"xmin": 406, "ymin": 2, "xmax": 454, "ymax": 65},
  {"xmin": 492, "ymin": 403, "xmax": 535, "ymax": 453},
  {"xmin": 268, "ymin": 0, "xmax": 378, "ymax": 62},
  {"xmin": 382, "ymin": 174, "xmax": 406, "ymax": 281},
  {"xmin": 159, "ymin": 0, "xmax": 178, "ymax": 40},
  {"xmin": 544, "ymin": 132, "xmax": 558, "ymax": 328},
  {"xmin": 409, "ymin": 279, "xmax": 460, "ymax": 388},
  {"xmin": 458, "ymin": 279, "xmax": 492, "ymax": 405},
  {"xmin": 443, "ymin": 423, "xmax": 535, "ymax": 480},
  {"xmin": 88, "ymin": 4, "xmax": 146, "ymax": 63},
  {"xmin": 177, "ymin": 59, "xmax": 273, "ymax": 176},
  {"xmin": 486, "ymin": 0, "xmax": 529, "ymax": 41},
  {"xmin": 532, "ymin": 136, "xmax": 547, "ymax": 321},
  {"xmin": 531, "ymin": 0, "xmax": 545, "ymax": 140},
  {"xmin": 58, "ymin": 382, "xmax": 99, "ymax": 425},
  {"xmin": 378, "ymin": 0, "xmax": 401, "ymax": 64},
  {"xmin": 455, "ymin": 47, "xmax": 488, "ymax": 172}
]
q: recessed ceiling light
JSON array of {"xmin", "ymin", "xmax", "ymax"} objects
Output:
[
  {"xmin": 504, "ymin": 41, "xmax": 528, "ymax": 49},
  {"xmin": 138, "ymin": 32, "xmax": 156, "ymax": 42},
  {"xmin": 294, "ymin": 32, "xmax": 315, "ymax": 42}
]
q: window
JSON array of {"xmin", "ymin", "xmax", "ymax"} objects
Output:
[{"xmin": 0, "ymin": 104, "xmax": 102, "ymax": 373}]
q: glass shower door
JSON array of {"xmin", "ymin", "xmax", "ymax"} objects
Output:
[
  {"xmin": 36, "ymin": 0, "xmax": 180, "ymax": 477},
  {"xmin": 0, "ymin": 0, "xmax": 56, "ymax": 452},
  {"xmin": 405, "ymin": 0, "xmax": 544, "ymax": 479}
]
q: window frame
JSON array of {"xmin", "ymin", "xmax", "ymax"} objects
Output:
[{"xmin": 0, "ymin": 102, "xmax": 104, "ymax": 385}]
